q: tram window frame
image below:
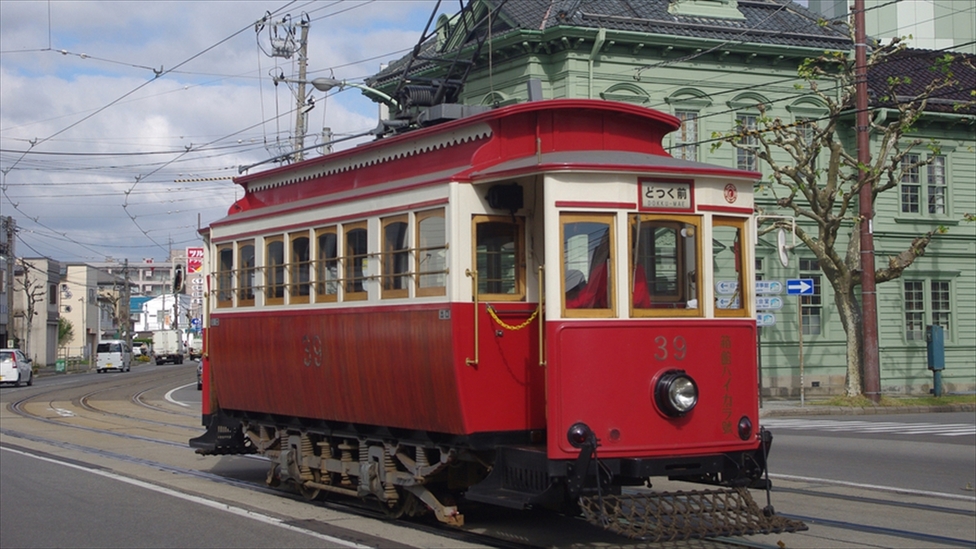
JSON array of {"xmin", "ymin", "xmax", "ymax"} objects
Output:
[
  {"xmin": 472, "ymin": 215, "xmax": 525, "ymax": 301},
  {"xmin": 314, "ymin": 227, "xmax": 338, "ymax": 303},
  {"xmin": 381, "ymin": 215, "xmax": 410, "ymax": 299},
  {"xmin": 237, "ymin": 240, "xmax": 256, "ymax": 307},
  {"xmin": 265, "ymin": 235, "xmax": 285, "ymax": 306},
  {"xmin": 343, "ymin": 221, "xmax": 369, "ymax": 301},
  {"xmin": 416, "ymin": 209, "xmax": 447, "ymax": 297},
  {"xmin": 560, "ymin": 213, "xmax": 616, "ymax": 318},
  {"xmin": 216, "ymin": 244, "xmax": 233, "ymax": 308},
  {"xmin": 713, "ymin": 217, "xmax": 750, "ymax": 318},
  {"xmin": 289, "ymin": 231, "xmax": 311, "ymax": 304},
  {"xmin": 628, "ymin": 214, "xmax": 702, "ymax": 318}
]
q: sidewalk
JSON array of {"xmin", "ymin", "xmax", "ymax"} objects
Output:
[{"xmin": 759, "ymin": 398, "xmax": 976, "ymax": 417}]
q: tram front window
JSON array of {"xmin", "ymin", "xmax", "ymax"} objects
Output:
[
  {"xmin": 630, "ymin": 215, "xmax": 701, "ymax": 315},
  {"xmin": 474, "ymin": 216, "xmax": 524, "ymax": 300},
  {"xmin": 561, "ymin": 214, "xmax": 614, "ymax": 315}
]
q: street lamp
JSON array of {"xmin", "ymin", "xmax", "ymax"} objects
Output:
[{"xmin": 276, "ymin": 76, "xmax": 399, "ymax": 109}]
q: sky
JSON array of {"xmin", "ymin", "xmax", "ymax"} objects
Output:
[{"xmin": 0, "ymin": 0, "xmax": 444, "ymax": 263}]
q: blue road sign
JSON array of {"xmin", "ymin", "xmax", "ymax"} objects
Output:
[{"xmin": 787, "ymin": 278, "xmax": 815, "ymax": 295}]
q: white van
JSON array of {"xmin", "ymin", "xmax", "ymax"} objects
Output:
[{"xmin": 96, "ymin": 340, "xmax": 132, "ymax": 373}]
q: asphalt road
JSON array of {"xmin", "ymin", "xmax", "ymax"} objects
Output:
[{"xmin": 765, "ymin": 412, "xmax": 976, "ymax": 495}]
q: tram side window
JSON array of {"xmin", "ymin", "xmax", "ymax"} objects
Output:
[
  {"xmin": 238, "ymin": 241, "xmax": 255, "ymax": 306},
  {"xmin": 381, "ymin": 215, "xmax": 409, "ymax": 299},
  {"xmin": 315, "ymin": 227, "xmax": 338, "ymax": 302},
  {"xmin": 713, "ymin": 217, "xmax": 748, "ymax": 316},
  {"xmin": 290, "ymin": 231, "xmax": 311, "ymax": 304},
  {"xmin": 216, "ymin": 244, "xmax": 233, "ymax": 308},
  {"xmin": 344, "ymin": 222, "xmax": 368, "ymax": 301},
  {"xmin": 417, "ymin": 209, "xmax": 447, "ymax": 297},
  {"xmin": 561, "ymin": 214, "xmax": 615, "ymax": 316},
  {"xmin": 630, "ymin": 215, "xmax": 701, "ymax": 315},
  {"xmin": 265, "ymin": 236, "xmax": 285, "ymax": 305},
  {"xmin": 473, "ymin": 216, "xmax": 524, "ymax": 300}
]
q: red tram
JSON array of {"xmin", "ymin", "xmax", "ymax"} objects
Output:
[{"xmin": 191, "ymin": 99, "xmax": 804, "ymax": 540}]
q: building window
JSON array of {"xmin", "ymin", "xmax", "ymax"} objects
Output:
[
  {"xmin": 562, "ymin": 213, "xmax": 615, "ymax": 317},
  {"xmin": 674, "ymin": 110, "xmax": 698, "ymax": 161},
  {"xmin": 736, "ymin": 114, "xmax": 758, "ymax": 172},
  {"xmin": 904, "ymin": 280, "xmax": 925, "ymax": 340},
  {"xmin": 905, "ymin": 279, "xmax": 952, "ymax": 341},
  {"xmin": 927, "ymin": 155, "xmax": 946, "ymax": 214},
  {"xmin": 799, "ymin": 118, "xmax": 818, "ymax": 171},
  {"xmin": 900, "ymin": 153, "xmax": 921, "ymax": 213},
  {"xmin": 416, "ymin": 209, "xmax": 447, "ymax": 296},
  {"xmin": 381, "ymin": 215, "xmax": 410, "ymax": 299},
  {"xmin": 931, "ymin": 280, "xmax": 951, "ymax": 333},
  {"xmin": 473, "ymin": 215, "xmax": 524, "ymax": 300},
  {"xmin": 799, "ymin": 258, "xmax": 821, "ymax": 335}
]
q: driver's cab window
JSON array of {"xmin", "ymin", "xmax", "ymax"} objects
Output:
[
  {"xmin": 473, "ymin": 215, "xmax": 524, "ymax": 300},
  {"xmin": 630, "ymin": 214, "xmax": 701, "ymax": 316},
  {"xmin": 561, "ymin": 213, "xmax": 615, "ymax": 317}
]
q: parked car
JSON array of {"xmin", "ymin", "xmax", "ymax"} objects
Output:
[
  {"xmin": 96, "ymin": 340, "xmax": 132, "ymax": 373},
  {"xmin": 0, "ymin": 349, "xmax": 33, "ymax": 387}
]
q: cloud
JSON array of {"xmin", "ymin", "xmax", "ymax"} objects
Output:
[{"xmin": 0, "ymin": 0, "xmax": 440, "ymax": 262}]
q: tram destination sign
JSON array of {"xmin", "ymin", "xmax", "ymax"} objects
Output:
[{"xmin": 640, "ymin": 179, "xmax": 692, "ymax": 211}]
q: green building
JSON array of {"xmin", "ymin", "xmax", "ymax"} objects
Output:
[{"xmin": 368, "ymin": 0, "xmax": 976, "ymax": 396}]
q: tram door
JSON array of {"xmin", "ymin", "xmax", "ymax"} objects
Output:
[{"xmin": 471, "ymin": 214, "xmax": 546, "ymax": 430}]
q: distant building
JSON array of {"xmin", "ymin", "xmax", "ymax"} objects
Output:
[{"xmin": 12, "ymin": 258, "xmax": 60, "ymax": 366}]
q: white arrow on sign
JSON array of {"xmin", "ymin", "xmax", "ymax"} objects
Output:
[{"xmin": 787, "ymin": 278, "xmax": 814, "ymax": 295}]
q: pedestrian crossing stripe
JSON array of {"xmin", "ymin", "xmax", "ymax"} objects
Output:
[{"xmin": 761, "ymin": 419, "xmax": 976, "ymax": 437}]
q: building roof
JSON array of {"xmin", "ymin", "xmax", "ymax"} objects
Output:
[
  {"xmin": 867, "ymin": 48, "xmax": 976, "ymax": 115},
  {"xmin": 369, "ymin": 0, "xmax": 851, "ymax": 86},
  {"xmin": 502, "ymin": 0, "xmax": 850, "ymax": 49}
]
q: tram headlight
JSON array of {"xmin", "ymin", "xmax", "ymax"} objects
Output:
[{"xmin": 655, "ymin": 370, "xmax": 698, "ymax": 417}]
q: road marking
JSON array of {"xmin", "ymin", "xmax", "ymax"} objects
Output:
[
  {"xmin": 763, "ymin": 418, "xmax": 976, "ymax": 437},
  {"xmin": 1, "ymin": 446, "xmax": 374, "ymax": 548},
  {"xmin": 163, "ymin": 382, "xmax": 197, "ymax": 408},
  {"xmin": 770, "ymin": 473, "xmax": 976, "ymax": 502},
  {"xmin": 50, "ymin": 408, "xmax": 75, "ymax": 417}
]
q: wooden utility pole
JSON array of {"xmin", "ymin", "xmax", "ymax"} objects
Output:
[{"xmin": 854, "ymin": 0, "xmax": 881, "ymax": 402}]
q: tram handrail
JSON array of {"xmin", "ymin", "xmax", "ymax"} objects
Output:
[
  {"xmin": 539, "ymin": 265, "xmax": 546, "ymax": 368},
  {"xmin": 465, "ymin": 269, "xmax": 479, "ymax": 367}
]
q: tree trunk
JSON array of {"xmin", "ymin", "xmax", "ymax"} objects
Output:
[{"xmin": 834, "ymin": 286, "xmax": 864, "ymax": 397}]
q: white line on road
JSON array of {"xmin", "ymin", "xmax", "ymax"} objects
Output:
[
  {"xmin": 1, "ymin": 446, "xmax": 374, "ymax": 548},
  {"xmin": 770, "ymin": 472, "xmax": 976, "ymax": 502},
  {"xmin": 163, "ymin": 383, "xmax": 197, "ymax": 408}
]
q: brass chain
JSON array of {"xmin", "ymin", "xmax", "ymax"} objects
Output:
[{"xmin": 486, "ymin": 304, "xmax": 540, "ymax": 331}]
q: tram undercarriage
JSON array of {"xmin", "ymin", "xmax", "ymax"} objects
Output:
[{"xmin": 191, "ymin": 411, "xmax": 806, "ymax": 541}]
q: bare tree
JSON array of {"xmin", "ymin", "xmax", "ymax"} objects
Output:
[
  {"xmin": 14, "ymin": 261, "xmax": 46, "ymax": 359},
  {"xmin": 714, "ymin": 38, "xmax": 974, "ymax": 396}
]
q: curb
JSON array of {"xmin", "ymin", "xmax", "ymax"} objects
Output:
[{"xmin": 760, "ymin": 403, "xmax": 976, "ymax": 418}]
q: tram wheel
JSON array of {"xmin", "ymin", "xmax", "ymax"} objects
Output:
[{"xmin": 298, "ymin": 469, "xmax": 328, "ymax": 501}]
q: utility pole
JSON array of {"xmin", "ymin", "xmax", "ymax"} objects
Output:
[
  {"xmin": 292, "ymin": 18, "xmax": 310, "ymax": 162},
  {"xmin": 122, "ymin": 259, "xmax": 132, "ymax": 353},
  {"xmin": 1, "ymin": 216, "xmax": 15, "ymax": 348},
  {"xmin": 854, "ymin": 0, "xmax": 881, "ymax": 402}
]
